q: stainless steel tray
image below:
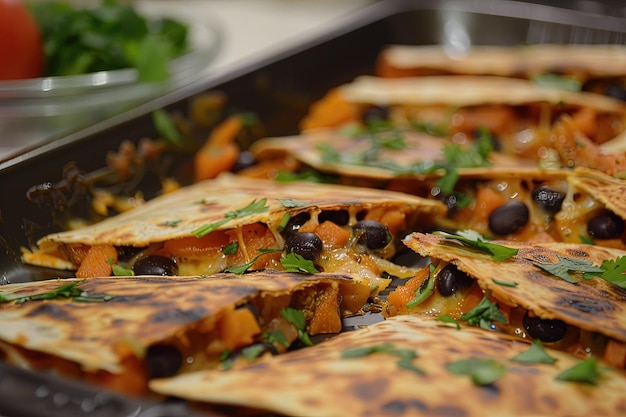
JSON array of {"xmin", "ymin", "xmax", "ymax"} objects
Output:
[{"xmin": 0, "ymin": 1, "xmax": 624, "ymax": 415}]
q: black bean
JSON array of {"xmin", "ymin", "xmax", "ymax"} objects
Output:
[
  {"xmin": 522, "ymin": 313, "xmax": 568, "ymax": 343},
  {"xmin": 285, "ymin": 232, "xmax": 323, "ymax": 261},
  {"xmin": 353, "ymin": 220, "xmax": 390, "ymax": 250},
  {"xmin": 436, "ymin": 264, "xmax": 474, "ymax": 297},
  {"xmin": 488, "ymin": 201, "xmax": 529, "ymax": 236},
  {"xmin": 116, "ymin": 246, "xmax": 142, "ymax": 263},
  {"xmin": 231, "ymin": 151, "xmax": 256, "ymax": 172},
  {"xmin": 532, "ymin": 187, "xmax": 565, "ymax": 213},
  {"xmin": 606, "ymin": 84, "xmax": 626, "ymax": 102},
  {"xmin": 318, "ymin": 210, "xmax": 350, "ymax": 226},
  {"xmin": 145, "ymin": 344, "xmax": 183, "ymax": 378},
  {"xmin": 587, "ymin": 211, "xmax": 625, "ymax": 239},
  {"xmin": 133, "ymin": 255, "xmax": 178, "ymax": 276},
  {"xmin": 362, "ymin": 105, "xmax": 390, "ymax": 123},
  {"xmin": 282, "ymin": 212, "xmax": 311, "ymax": 238}
]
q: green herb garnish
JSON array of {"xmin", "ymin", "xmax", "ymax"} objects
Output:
[
  {"xmin": 532, "ymin": 255, "xmax": 604, "ymax": 284},
  {"xmin": 0, "ymin": 280, "xmax": 113, "ymax": 304},
  {"xmin": 264, "ymin": 330, "xmax": 289, "ymax": 347},
  {"xmin": 224, "ymin": 248, "xmax": 282, "ymax": 274},
  {"xmin": 435, "ymin": 315, "xmax": 461, "ymax": 330},
  {"xmin": 555, "ymin": 358, "xmax": 601, "ymax": 384},
  {"xmin": 460, "ymin": 296, "xmax": 507, "ymax": 330},
  {"xmin": 30, "ymin": 0, "xmax": 189, "ymax": 81},
  {"xmin": 192, "ymin": 198, "xmax": 270, "ymax": 237},
  {"xmin": 276, "ymin": 199, "xmax": 307, "ymax": 208},
  {"xmin": 277, "ymin": 213, "xmax": 291, "ymax": 232},
  {"xmin": 274, "ymin": 170, "xmax": 337, "ymax": 183},
  {"xmin": 280, "ymin": 307, "xmax": 313, "ymax": 346},
  {"xmin": 341, "ymin": 343, "xmax": 424, "ymax": 375},
  {"xmin": 510, "ymin": 340, "xmax": 557, "ymax": 365},
  {"xmin": 221, "ymin": 241, "xmax": 239, "ymax": 255},
  {"xmin": 447, "ymin": 358, "xmax": 507, "ymax": 385},
  {"xmin": 159, "ymin": 219, "xmax": 182, "ymax": 227},
  {"xmin": 435, "ymin": 230, "xmax": 519, "ymax": 261},
  {"xmin": 582, "ymin": 256, "xmax": 626, "ymax": 289},
  {"xmin": 406, "ymin": 265, "xmax": 435, "ymax": 309},
  {"xmin": 152, "ymin": 109, "xmax": 182, "ymax": 146},
  {"xmin": 532, "ymin": 73, "xmax": 582, "ymax": 92},
  {"xmin": 491, "ymin": 278, "xmax": 518, "ymax": 287},
  {"xmin": 280, "ymin": 252, "xmax": 319, "ymax": 274},
  {"xmin": 111, "ymin": 264, "xmax": 134, "ymax": 276}
]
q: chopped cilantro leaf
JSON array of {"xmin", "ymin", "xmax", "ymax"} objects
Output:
[
  {"xmin": 435, "ymin": 230, "xmax": 519, "ymax": 261},
  {"xmin": 555, "ymin": 358, "xmax": 601, "ymax": 384},
  {"xmin": 435, "ymin": 315, "xmax": 461, "ymax": 330},
  {"xmin": 275, "ymin": 169, "xmax": 337, "ymax": 183},
  {"xmin": 460, "ymin": 296, "xmax": 507, "ymax": 330},
  {"xmin": 160, "ymin": 219, "xmax": 182, "ymax": 227},
  {"xmin": 532, "ymin": 73, "xmax": 582, "ymax": 92},
  {"xmin": 276, "ymin": 198, "xmax": 308, "ymax": 208},
  {"xmin": 510, "ymin": 340, "xmax": 557, "ymax": 365},
  {"xmin": 191, "ymin": 218, "xmax": 230, "ymax": 238},
  {"xmin": 278, "ymin": 213, "xmax": 291, "ymax": 232},
  {"xmin": 281, "ymin": 307, "xmax": 313, "ymax": 346},
  {"xmin": 264, "ymin": 330, "xmax": 289, "ymax": 347},
  {"xmin": 224, "ymin": 248, "xmax": 282, "ymax": 274},
  {"xmin": 152, "ymin": 109, "xmax": 182, "ymax": 146},
  {"xmin": 532, "ymin": 255, "xmax": 604, "ymax": 284},
  {"xmin": 492, "ymin": 278, "xmax": 518, "ymax": 287},
  {"xmin": 447, "ymin": 358, "xmax": 507, "ymax": 385},
  {"xmin": 582, "ymin": 256, "xmax": 626, "ymax": 289},
  {"xmin": 280, "ymin": 252, "xmax": 319, "ymax": 274},
  {"xmin": 225, "ymin": 198, "xmax": 269, "ymax": 219},
  {"xmin": 406, "ymin": 270, "xmax": 434, "ymax": 309},
  {"xmin": 341, "ymin": 343, "xmax": 424, "ymax": 375},
  {"xmin": 241, "ymin": 345, "xmax": 266, "ymax": 362},
  {"xmin": 222, "ymin": 241, "xmax": 239, "ymax": 255},
  {"xmin": 192, "ymin": 198, "xmax": 270, "ymax": 238},
  {"xmin": 111, "ymin": 264, "xmax": 134, "ymax": 276},
  {"xmin": 0, "ymin": 280, "xmax": 112, "ymax": 304}
]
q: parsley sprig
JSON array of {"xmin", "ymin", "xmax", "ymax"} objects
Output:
[
  {"xmin": 532, "ymin": 255, "xmax": 605, "ymax": 284},
  {"xmin": 192, "ymin": 198, "xmax": 270, "ymax": 238},
  {"xmin": 510, "ymin": 340, "xmax": 557, "ymax": 365},
  {"xmin": 435, "ymin": 230, "xmax": 519, "ymax": 261},
  {"xmin": 447, "ymin": 358, "xmax": 507, "ymax": 385}
]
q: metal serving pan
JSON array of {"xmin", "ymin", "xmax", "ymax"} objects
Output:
[{"xmin": 0, "ymin": 0, "xmax": 624, "ymax": 415}]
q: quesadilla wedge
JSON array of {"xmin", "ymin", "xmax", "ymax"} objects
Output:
[
  {"xmin": 252, "ymin": 108, "xmax": 626, "ymax": 248},
  {"xmin": 0, "ymin": 271, "xmax": 370, "ymax": 395},
  {"xmin": 389, "ymin": 232, "xmax": 626, "ymax": 368},
  {"xmin": 21, "ymin": 174, "xmax": 444, "ymax": 294},
  {"xmin": 150, "ymin": 315, "xmax": 626, "ymax": 417},
  {"xmin": 375, "ymin": 44, "xmax": 626, "ymax": 88},
  {"xmin": 298, "ymin": 75, "xmax": 626, "ymax": 173}
]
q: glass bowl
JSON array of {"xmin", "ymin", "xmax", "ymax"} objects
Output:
[{"xmin": 0, "ymin": 11, "xmax": 222, "ymax": 118}]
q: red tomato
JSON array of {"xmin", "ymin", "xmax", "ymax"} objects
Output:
[{"xmin": 0, "ymin": 0, "xmax": 43, "ymax": 80}]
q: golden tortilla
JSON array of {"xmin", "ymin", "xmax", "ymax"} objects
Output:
[
  {"xmin": 150, "ymin": 315, "xmax": 626, "ymax": 417},
  {"xmin": 0, "ymin": 271, "xmax": 365, "ymax": 392},
  {"xmin": 23, "ymin": 173, "xmax": 443, "ymax": 268},
  {"xmin": 377, "ymin": 44, "xmax": 626, "ymax": 79},
  {"xmin": 403, "ymin": 232, "xmax": 626, "ymax": 342}
]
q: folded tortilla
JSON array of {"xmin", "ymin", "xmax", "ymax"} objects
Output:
[
  {"xmin": 22, "ymin": 174, "xmax": 444, "ymax": 292},
  {"xmin": 0, "ymin": 270, "xmax": 369, "ymax": 395},
  {"xmin": 150, "ymin": 315, "xmax": 626, "ymax": 417},
  {"xmin": 397, "ymin": 232, "xmax": 626, "ymax": 368},
  {"xmin": 376, "ymin": 44, "xmax": 626, "ymax": 80}
]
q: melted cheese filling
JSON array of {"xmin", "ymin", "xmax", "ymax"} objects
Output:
[{"xmin": 384, "ymin": 262, "xmax": 626, "ymax": 369}]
